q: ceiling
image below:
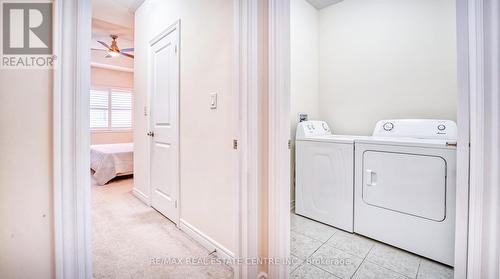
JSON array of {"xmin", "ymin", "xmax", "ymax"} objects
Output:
[
  {"xmin": 92, "ymin": 18, "xmax": 134, "ymax": 43},
  {"xmin": 306, "ymin": 0, "xmax": 344, "ymax": 9},
  {"xmin": 92, "ymin": 0, "xmax": 137, "ymax": 70},
  {"xmin": 110, "ymin": 0, "xmax": 144, "ymax": 10},
  {"xmin": 92, "ymin": 0, "xmax": 139, "ymax": 28}
]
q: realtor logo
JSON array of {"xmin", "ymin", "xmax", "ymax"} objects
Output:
[{"xmin": 1, "ymin": 1, "xmax": 54, "ymax": 69}]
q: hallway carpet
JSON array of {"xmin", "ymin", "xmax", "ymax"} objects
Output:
[{"xmin": 91, "ymin": 177, "xmax": 233, "ymax": 279}]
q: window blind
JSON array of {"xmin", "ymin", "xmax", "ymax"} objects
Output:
[
  {"xmin": 90, "ymin": 90, "xmax": 109, "ymax": 128},
  {"xmin": 111, "ymin": 91, "xmax": 132, "ymax": 128},
  {"xmin": 89, "ymin": 89, "xmax": 132, "ymax": 129}
]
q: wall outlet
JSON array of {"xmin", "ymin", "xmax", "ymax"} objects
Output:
[
  {"xmin": 299, "ymin": 113, "xmax": 308, "ymax": 122},
  {"xmin": 210, "ymin": 92, "xmax": 217, "ymax": 109}
]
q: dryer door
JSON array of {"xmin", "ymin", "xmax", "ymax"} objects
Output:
[{"xmin": 362, "ymin": 151, "xmax": 447, "ymax": 221}]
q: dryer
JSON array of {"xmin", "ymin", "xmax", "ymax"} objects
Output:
[
  {"xmin": 354, "ymin": 119, "xmax": 457, "ymax": 265},
  {"xmin": 295, "ymin": 120, "xmax": 366, "ymax": 232}
]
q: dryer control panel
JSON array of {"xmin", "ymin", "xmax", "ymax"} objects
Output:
[
  {"xmin": 296, "ymin": 120, "xmax": 332, "ymax": 139},
  {"xmin": 373, "ymin": 119, "xmax": 457, "ymax": 140}
]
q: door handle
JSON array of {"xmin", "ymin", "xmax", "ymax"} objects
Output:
[
  {"xmin": 366, "ymin": 169, "xmax": 377, "ymax": 186},
  {"xmin": 147, "ymin": 131, "xmax": 155, "ymax": 137}
]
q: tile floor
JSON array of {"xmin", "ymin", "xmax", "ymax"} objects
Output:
[{"xmin": 290, "ymin": 213, "xmax": 453, "ymax": 279}]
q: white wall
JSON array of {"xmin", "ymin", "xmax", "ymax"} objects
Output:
[
  {"xmin": 318, "ymin": 0, "xmax": 457, "ymax": 135},
  {"xmin": 290, "ymin": 0, "xmax": 319, "ymax": 139},
  {"xmin": 134, "ymin": 0, "xmax": 236, "ymax": 253},
  {"xmin": 0, "ymin": 70, "xmax": 54, "ymax": 279},
  {"xmin": 290, "ymin": 0, "xmax": 320, "ymax": 206}
]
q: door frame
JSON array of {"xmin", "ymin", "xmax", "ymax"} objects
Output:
[
  {"xmin": 146, "ymin": 20, "xmax": 181, "ymax": 225},
  {"xmin": 52, "ymin": 0, "xmax": 259, "ymax": 278},
  {"xmin": 52, "ymin": 0, "xmax": 92, "ymax": 278},
  {"xmin": 266, "ymin": 0, "xmax": 497, "ymax": 278}
]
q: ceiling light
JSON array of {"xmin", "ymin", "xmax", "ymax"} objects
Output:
[{"xmin": 108, "ymin": 50, "xmax": 120, "ymax": 57}]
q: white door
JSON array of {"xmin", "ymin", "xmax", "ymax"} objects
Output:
[{"xmin": 149, "ymin": 25, "xmax": 179, "ymax": 223}]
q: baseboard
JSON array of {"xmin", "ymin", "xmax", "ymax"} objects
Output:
[
  {"xmin": 132, "ymin": 187, "xmax": 150, "ymax": 206},
  {"xmin": 258, "ymin": 272, "xmax": 269, "ymax": 279},
  {"xmin": 179, "ymin": 219, "xmax": 235, "ymax": 261}
]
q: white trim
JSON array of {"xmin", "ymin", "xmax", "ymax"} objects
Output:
[
  {"xmin": 132, "ymin": 188, "xmax": 150, "ymax": 206},
  {"xmin": 267, "ymin": 0, "xmax": 291, "ymax": 278},
  {"xmin": 466, "ymin": 0, "xmax": 500, "ymax": 278},
  {"xmin": 454, "ymin": 0, "xmax": 472, "ymax": 278},
  {"xmin": 148, "ymin": 20, "xmax": 180, "ymax": 45},
  {"xmin": 179, "ymin": 219, "xmax": 235, "ymax": 261},
  {"xmin": 90, "ymin": 62, "xmax": 134, "ymax": 73},
  {"xmin": 466, "ymin": 0, "xmax": 485, "ymax": 276},
  {"xmin": 234, "ymin": 0, "xmax": 260, "ymax": 278},
  {"xmin": 53, "ymin": 0, "xmax": 92, "ymax": 278}
]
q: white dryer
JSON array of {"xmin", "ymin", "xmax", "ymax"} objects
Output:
[
  {"xmin": 354, "ymin": 119, "xmax": 457, "ymax": 265},
  {"xmin": 295, "ymin": 120, "xmax": 366, "ymax": 232}
]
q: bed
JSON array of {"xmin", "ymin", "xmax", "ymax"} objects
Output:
[{"xmin": 90, "ymin": 143, "xmax": 134, "ymax": 185}]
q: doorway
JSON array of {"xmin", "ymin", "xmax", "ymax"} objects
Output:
[
  {"xmin": 266, "ymin": 0, "xmax": 473, "ymax": 278},
  {"xmin": 53, "ymin": 0, "xmax": 246, "ymax": 278},
  {"xmin": 290, "ymin": 0, "xmax": 458, "ymax": 277}
]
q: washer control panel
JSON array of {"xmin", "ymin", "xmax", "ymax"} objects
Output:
[
  {"xmin": 296, "ymin": 120, "xmax": 332, "ymax": 139},
  {"xmin": 383, "ymin": 122, "xmax": 394, "ymax": 131},
  {"xmin": 373, "ymin": 119, "xmax": 457, "ymax": 140}
]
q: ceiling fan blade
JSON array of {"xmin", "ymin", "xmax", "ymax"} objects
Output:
[
  {"xmin": 105, "ymin": 54, "xmax": 112, "ymax": 58},
  {"xmin": 91, "ymin": 48, "xmax": 108, "ymax": 51},
  {"xmin": 120, "ymin": 52, "xmax": 134, "ymax": 59},
  {"xmin": 97, "ymin": 40, "xmax": 111, "ymax": 49},
  {"xmin": 120, "ymin": 48, "xmax": 134, "ymax": 53}
]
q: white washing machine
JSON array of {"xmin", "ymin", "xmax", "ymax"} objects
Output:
[
  {"xmin": 295, "ymin": 120, "xmax": 366, "ymax": 232},
  {"xmin": 354, "ymin": 119, "xmax": 457, "ymax": 265}
]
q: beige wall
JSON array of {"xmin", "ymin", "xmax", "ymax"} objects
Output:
[
  {"xmin": 134, "ymin": 0, "xmax": 236, "ymax": 253},
  {"xmin": 91, "ymin": 66, "xmax": 133, "ymax": 88},
  {"xmin": 318, "ymin": 0, "xmax": 457, "ymax": 135},
  {"xmin": 90, "ymin": 66, "xmax": 134, "ymax": 144},
  {"xmin": 0, "ymin": 70, "xmax": 54, "ymax": 278}
]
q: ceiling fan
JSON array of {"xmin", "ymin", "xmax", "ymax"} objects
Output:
[{"xmin": 92, "ymin": 35, "xmax": 134, "ymax": 59}]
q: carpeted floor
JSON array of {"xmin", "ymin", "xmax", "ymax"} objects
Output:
[{"xmin": 91, "ymin": 176, "xmax": 234, "ymax": 279}]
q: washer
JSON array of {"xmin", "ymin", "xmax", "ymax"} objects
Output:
[
  {"xmin": 354, "ymin": 119, "xmax": 457, "ymax": 265},
  {"xmin": 295, "ymin": 120, "xmax": 367, "ymax": 232}
]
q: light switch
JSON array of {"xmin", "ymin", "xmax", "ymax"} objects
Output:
[{"xmin": 210, "ymin": 92, "xmax": 217, "ymax": 109}]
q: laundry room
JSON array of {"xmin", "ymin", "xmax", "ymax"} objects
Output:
[{"xmin": 289, "ymin": 0, "xmax": 458, "ymax": 278}]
